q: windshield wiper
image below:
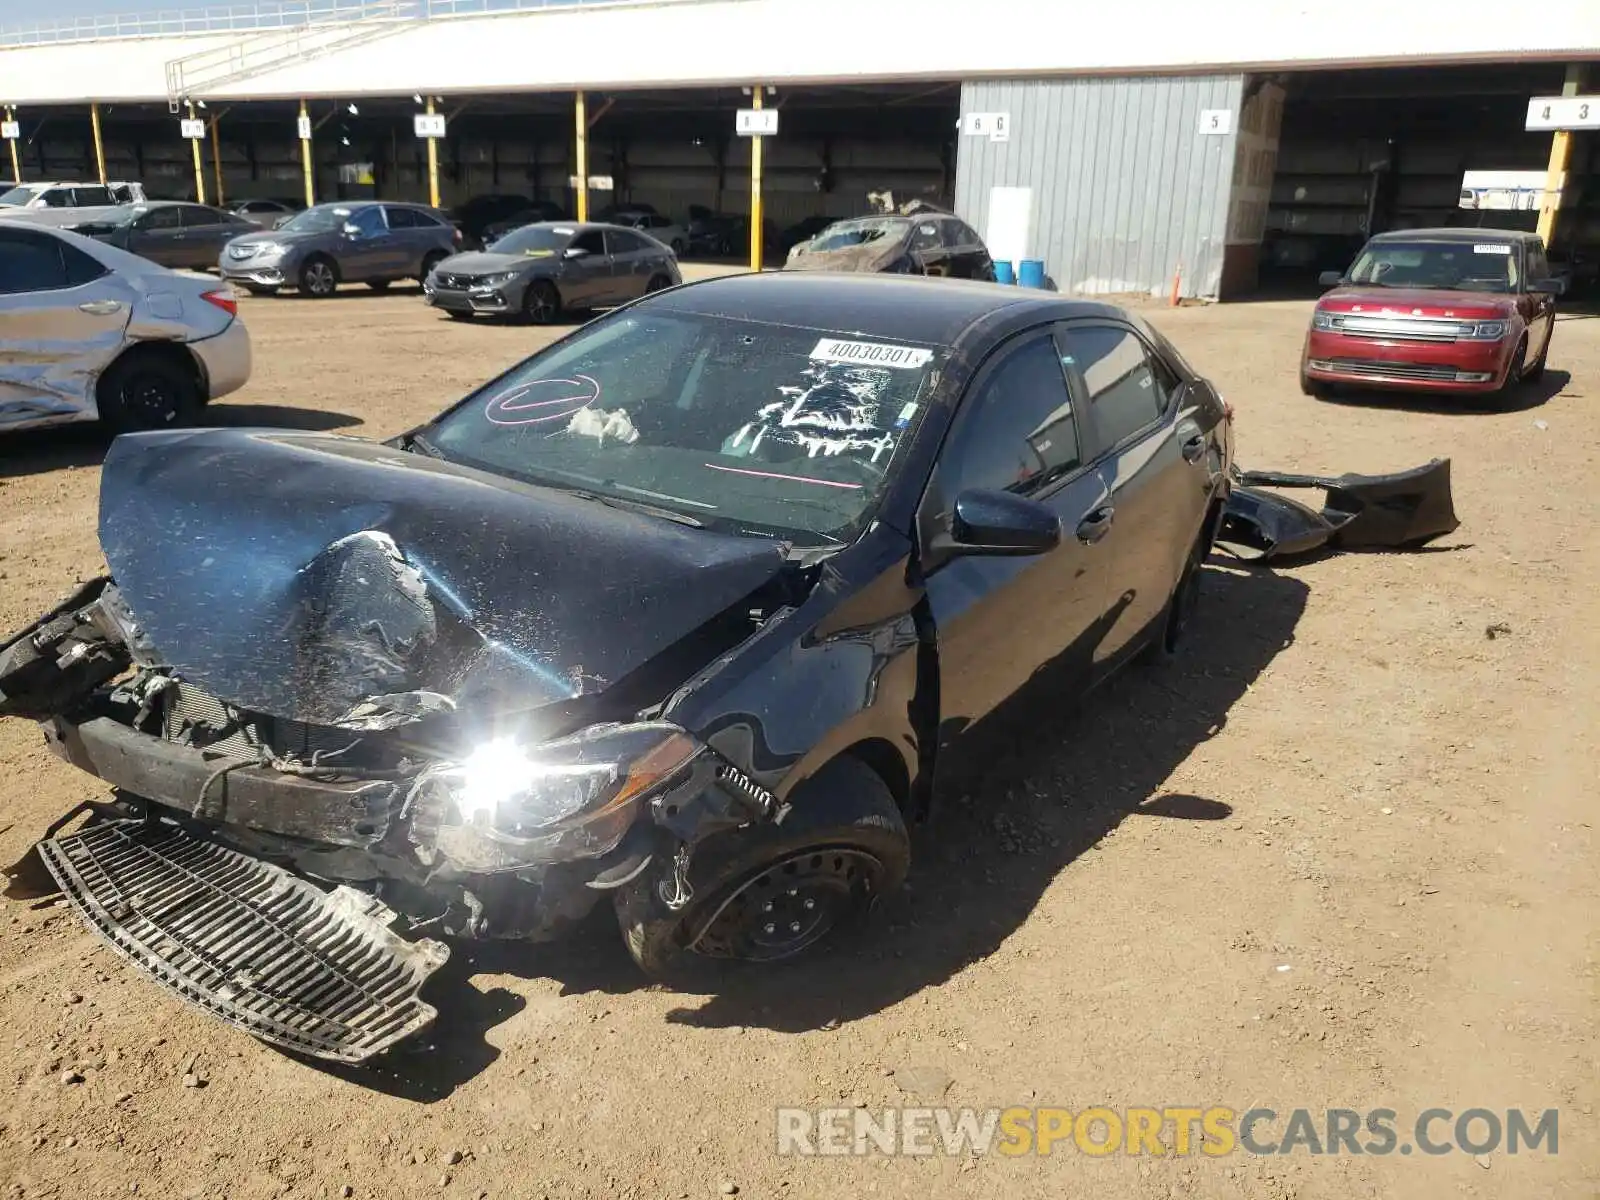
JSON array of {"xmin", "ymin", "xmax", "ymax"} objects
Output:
[
  {"xmin": 406, "ymin": 431, "xmax": 443, "ymax": 458},
  {"xmin": 564, "ymin": 488, "xmax": 706, "ymax": 528}
]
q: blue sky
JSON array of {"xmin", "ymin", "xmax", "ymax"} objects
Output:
[{"xmin": 1, "ymin": 0, "xmax": 231, "ymax": 21}]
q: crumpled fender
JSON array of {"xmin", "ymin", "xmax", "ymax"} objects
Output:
[{"xmin": 1217, "ymin": 458, "xmax": 1459, "ymax": 562}]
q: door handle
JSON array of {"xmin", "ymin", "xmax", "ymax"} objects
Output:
[
  {"xmin": 1076, "ymin": 505, "xmax": 1115, "ymax": 544},
  {"xmin": 78, "ymin": 300, "xmax": 123, "ymax": 315},
  {"xmin": 1180, "ymin": 432, "xmax": 1207, "ymax": 463}
]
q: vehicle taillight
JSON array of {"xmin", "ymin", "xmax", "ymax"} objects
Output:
[{"xmin": 201, "ymin": 289, "xmax": 238, "ymax": 317}]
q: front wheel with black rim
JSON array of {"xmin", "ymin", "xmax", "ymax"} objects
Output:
[
  {"xmin": 521, "ymin": 279, "xmax": 560, "ymax": 325},
  {"xmin": 296, "ymin": 256, "xmax": 338, "ymax": 298},
  {"xmin": 95, "ymin": 351, "xmax": 202, "ymax": 434},
  {"xmin": 613, "ymin": 755, "xmax": 910, "ymax": 981}
]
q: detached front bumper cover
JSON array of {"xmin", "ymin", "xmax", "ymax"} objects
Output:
[{"xmin": 1217, "ymin": 458, "xmax": 1460, "ymax": 562}]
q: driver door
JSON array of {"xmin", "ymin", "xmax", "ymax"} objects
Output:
[
  {"xmin": 919, "ymin": 326, "xmax": 1116, "ymax": 738},
  {"xmin": 124, "ymin": 205, "xmax": 186, "ymax": 266},
  {"xmin": 339, "ymin": 206, "xmax": 405, "ymax": 280}
]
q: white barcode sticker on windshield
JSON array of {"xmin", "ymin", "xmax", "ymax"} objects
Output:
[
  {"xmin": 810, "ymin": 338, "xmax": 933, "ymax": 370},
  {"xmin": 1473, "ymin": 243, "xmax": 1511, "ymax": 255}
]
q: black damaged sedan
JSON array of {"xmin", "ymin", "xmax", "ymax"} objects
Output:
[{"xmin": 0, "ymin": 273, "xmax": 1231, "ymax": 1062}]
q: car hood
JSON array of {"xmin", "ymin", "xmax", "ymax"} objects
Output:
[
  {"xmin": 96, "ymin": 428, "xmax": 788, "ymax": 729},
  {"xmin": 435, "ymin": 250, "xmax": 549, "ymax": 274},
  {"xmin": 227, "ymin": 228, "xmax": 326, "ymax": 248},
  {"xmin": 1318, "ymin": 286, "xmax": 1515, "ymax": 319},
  {"xmin": 783, "ymin": 240, "xmax": 902, "ymax": 273}
]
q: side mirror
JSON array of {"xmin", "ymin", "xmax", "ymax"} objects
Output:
[
  {"xmin": 342, "ymin": 222, "xmax": 362, "ymax": 238},
  {"xmin": 947, "ymin": 489, "xmax": 1061, "ymax": 557},
  {"xmin": 1530, "ymin": 277, "xmax": 1566, "ymax": 296},
  {"xmin": 563, "ymin": 246, "xmax": 589, "ymax": 259},
  {"xmin": 1318, "ymin": 270, "xmax": 1344, "ymax": 288}
]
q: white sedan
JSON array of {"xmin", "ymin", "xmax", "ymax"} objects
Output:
[{"xmin": 0, "ymin": 223, "xmax": 251, "ymax": 434}]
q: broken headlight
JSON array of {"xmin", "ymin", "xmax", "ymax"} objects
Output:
[{"xmin": 427, "ymin": 722, "xmax": 701, "ymax": 872}]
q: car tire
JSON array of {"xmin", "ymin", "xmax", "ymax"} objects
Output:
[
  {"xmin": 521, "ymin": 280, "xmax": 561, "ymax": 325},
  {"xmin": 1139, "ymin": 529, "xmax": 1208, "ymax": 667},
  {"xmin": 95, "ymin": 349, "xmax": 203, "ymax": 434},
  {"xmin": 1525, "ymin": 336, "xmax": 1549, "ymax": 383},
  {"xmin": 645, "ymin": 274, "xmax": 672, "ymax": 294},
  {"xmin": 296, "ymin": 255, "xmax": 339, "ymax": 298},
  {"xmin": 419, "ymin": 251, "xmax": 448, "ymax": 283},
  {"xmin": 613, "ymin": 755, "xmax": 910, "ymax": 981}
]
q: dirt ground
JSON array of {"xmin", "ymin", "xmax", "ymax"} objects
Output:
[{"xmin": 0, "ymin": 276, "xmax": 1595, "ymax": 1200}]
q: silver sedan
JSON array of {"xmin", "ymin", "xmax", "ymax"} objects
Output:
[{"xmin": 0, "ymin": 223, "xmax": 250, "ymax": 434}]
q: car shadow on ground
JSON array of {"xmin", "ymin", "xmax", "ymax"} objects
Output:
[
  {"xmin": 339, "ymin": 561, "xmax": 1309, "ymax": 1100},
  {"xmin": 0, "ymin": 405, "xmax": 364, "ymax": 479},
  {"xmin": 1314, "ymin": 368, "xmax": 1571, "ymax": 416}
]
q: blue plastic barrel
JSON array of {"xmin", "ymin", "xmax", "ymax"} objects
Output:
[
  {"xmin": 1018, "ymin": 259, "xmax": 1046, "ymax": 289},
  {"xmin": 993, "ymin": 260, "xmax": 1016, "ymax": 285}
]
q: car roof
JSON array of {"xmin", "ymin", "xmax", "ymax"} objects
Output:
[
  {"xmin": 1369, "ymin": 227, "xmax": 1540, "ymax": 244},
  {"xmin": 644, "ymin": 271, "xmax": 1124, "ymax": 348}
]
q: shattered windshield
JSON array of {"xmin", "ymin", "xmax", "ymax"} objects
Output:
[
  {"xmin": 278, "ymin": 204, "xmax": 356, "ymax": 233},
  {"xmin": 1347, "ymin": 240, "xmax": 1519, "ymax": 292},
  {"xmin": 423, "ymin": 309, "xmax": 945, "ymax": 545},
  {"xmin": 809, "ymin": 218, "xmax": 908, "ymax": 252}
]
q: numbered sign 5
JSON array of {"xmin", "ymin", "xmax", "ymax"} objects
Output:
[{"xmin": 1199, "ymin": 109, "xmax": 1234, "ymax": 136}]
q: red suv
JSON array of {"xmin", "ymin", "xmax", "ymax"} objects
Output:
[{"xmin": 1300, "ymin": 228, "xmax": 1562, "ymax": 403}]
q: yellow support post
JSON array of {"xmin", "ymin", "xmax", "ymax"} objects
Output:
[
  {"xmin": 574, "ymin": 90, "xmax": 588, "ymax": 222},
  {"xmin": 210, "ymin": 114, "xmax": 224, "ymax": 206},
  {"xmin": 1537, "ymin": 65, "xmax": 1587, "ymax": 248},
  {"xmin": 299, "ymin": 99, "xmax": 315, "ymax": 209},
  {"xmin": 188, "ymin": 102, "xmax": 206, "ymax": 205},
  {"xmin": 89, "ymin": 101, "xmax": 106, "ymax": 185},
  {"xmin": 749, "ymin": 87, "xmax": 763, "ymax": 272},
  {"xmin": 5, "ymin": 107, "xmax": 20, "ymax": 184},
  {"xmin": 425, "ymin": 96, "xmax": 441, "ymax": 210}
]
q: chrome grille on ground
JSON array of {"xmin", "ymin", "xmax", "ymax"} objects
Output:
[
  {"xmin": 1317, "ymin": 358, "xmax": 1461, "ymax": 381},
  {"xmin": 39, "ymin": 819, "xmax": 449, "ymax": 1063}
]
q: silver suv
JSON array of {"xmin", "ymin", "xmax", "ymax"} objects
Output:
[{"xmin": 218, "ymin": 200, "xmax": 461, "ymax": 297}]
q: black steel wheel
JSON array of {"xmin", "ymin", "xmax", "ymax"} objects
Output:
[
  {"xmin": 95, "ymin": 351, "xmax": 202, "ymax": 434},
  {"xmin": 614, "ymin": 756, "xmax": 909, "ymax": 980}
]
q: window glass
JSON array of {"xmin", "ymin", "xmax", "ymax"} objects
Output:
[
  {"xmin": 347, "ymin": 206, "xmax": 387, "ymax": 236},
  {"xmin": 605, "ymin": 229, "xmax": 645, "ymax": 255},
  {"xmin": 941, "ymin": 334, "xmax": 1082, "ymax": 497},
  {"xmin": 61, "ymin": 241, "xmax": 107, "ymax": 287},
  {"xmin": 938, "ymin": 220, "xmax": 967, "ymax": 249},
  {"xmin": 570, "ymin": 230, "xmax": 606, "ymax": 255},
  {"xmin": 1060, "ymin": 325, "xmax": 1168, "ymax": 447},
  {"xmin": 1526, "ymin": 243, "xmax": 1549, "ymax": 285},
  {"xmin": 72, "ymin": 187, "xmax": 113, "ymax": 206},
  {"xmin": 1346, "ymin": 239, "xmax": 1520, "ymax": 293},
  {"xmin": 0, "ymin": 231, "xmax": 69, "ymax": 292},
  {"xmin": 910, "ymin": 222, "xmax": 942, "ymax": 252},
  {"xmin": 384, "ymin": 205, "xmax": 420, "ymax": 229},
  {"xmin": 134, "ymin": 206, "xmax": 182, "ymax": 231},
  {"xmin": 40, "ymin": 189, "xmax": 71, "ymax": 208},
  {"xmin": 179, "ymin": 206, "xmax": 231, "ymax": 227}
]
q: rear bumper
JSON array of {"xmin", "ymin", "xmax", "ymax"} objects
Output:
[
  {"xmin": 189, "ymin": 318, "xmax": 252, "ymax": 401},
  {"xmin": 1302, "ymin": 330, "xmax": 1512, "ymax": 393}
]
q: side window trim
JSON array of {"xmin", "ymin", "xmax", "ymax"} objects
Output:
[{"xmin": 1058, "ymin": 318, "xmax": 1177, "ymax": 461}]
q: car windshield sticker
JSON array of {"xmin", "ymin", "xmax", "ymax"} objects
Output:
[
  {"xmin": 724, "ymin": 362, "xmax": 899, "ymax": 464},
  {"xmin": 484, "ymin": 375, "xmax": 600, "ymax": 425},
  {"xmin": 809, "ymin": 338, "xmax": 933, "ymax": 370},
  {"xmin": 1473, "ymin": 243, "xmax": 1511, "ymax": 255},
  {"xmin": 522, "ymin": 249, "xmax": 555, "ymax": 257},
  {"xmin": 894, "ymin": 401, "xmax": 918, "ymax": 428}
]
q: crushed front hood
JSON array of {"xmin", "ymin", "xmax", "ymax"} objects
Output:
[
  {"xmin": 98, "ymin": 429, "xmax": 787, "ymax": 727},
  {"xmin": 784, "ymin": 243, "xmax": 899, "ymax": 273}
]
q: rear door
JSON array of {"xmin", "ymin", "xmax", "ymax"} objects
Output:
[
  {"xmin": 383, "ymin": 205, "xmax": 441, "ymax": 274},
  {"xmin": 1056, "ymin": 320, "xmax": 1211, "ymax": 670},
  {"xmin": 921, "ymin": 326, "xmax": 1116, "ymax": 735},
  {"xmin": 340, "ymin": 205, "xmax": 406, "ymax": 280},
  {"xmin": 0, "ymin": 227, "xmax": 130, "ymax": 425},
  {"xmin": 177, "ymin": 204, "xmax": 246, "ymax": 268}
]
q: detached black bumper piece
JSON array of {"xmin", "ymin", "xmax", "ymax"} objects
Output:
[
  {"xmin": 1217, "ymin": 458, "xmax": 1460, "ymax": 562},
  {"xmin": 39, "ymin": 818, "xmax": 449, "ymax": 1063}
]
